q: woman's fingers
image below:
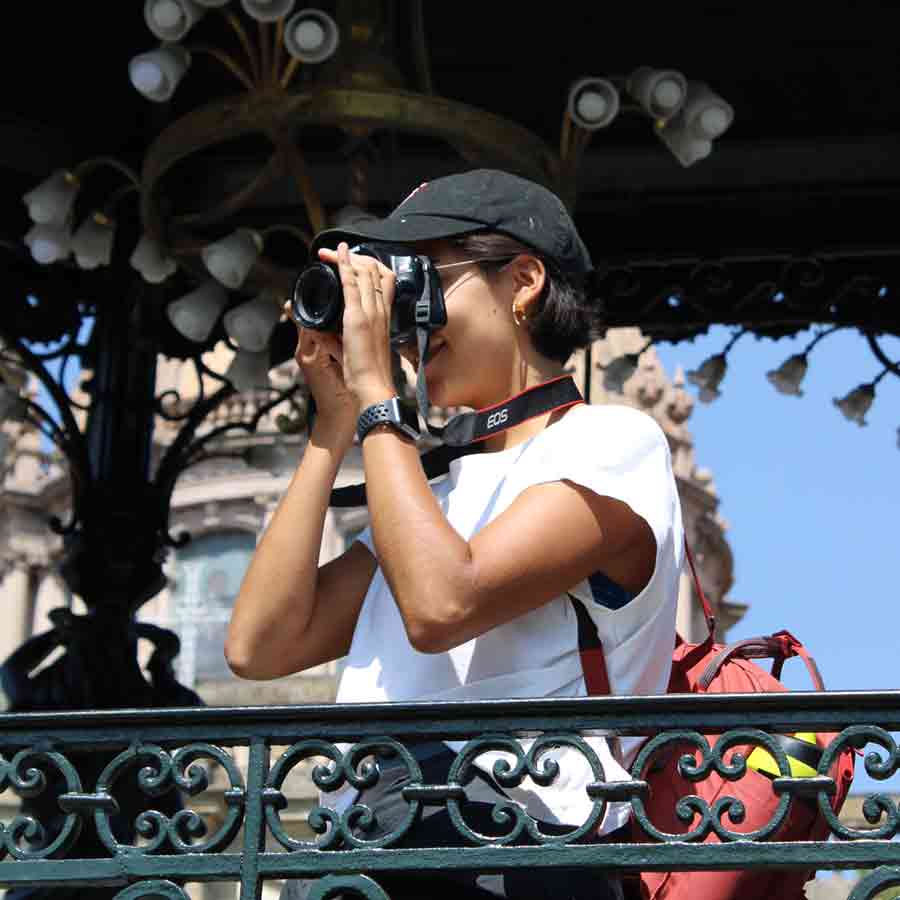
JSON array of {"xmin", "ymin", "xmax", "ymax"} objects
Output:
[
  {"xmin": 340, "ymin": 243, "xmax": 374, "ymax": 318},
  {"xmin": 330, "ymin": 243, "xmax": 394, "ymax": 334},
  {"xmin": 298, "ymin": 328, "xmax": 342, "ymax": 365},
  {"xmin": 314, "ymin": 243, "xmax": 397, "ymax": 401},
  {"xmin": 334, "ymin": 242, "xmax": 361, "ymax": 306},
  {"xmin": 360, "ymin": 261, "xmax": 389, "ymax": 323},
  {"xmin": 320, "ymin": 245, "xmax": 394, "ymax": 307}
]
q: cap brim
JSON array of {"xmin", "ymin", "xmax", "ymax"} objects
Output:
[{"xmin": 310, "ymin": 214, "xmax": 486, "ymax": 255}]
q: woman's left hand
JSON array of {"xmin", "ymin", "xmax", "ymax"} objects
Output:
[{"xmin": 318, "ymin": 242, "xmax": 397, "ymax": 412}]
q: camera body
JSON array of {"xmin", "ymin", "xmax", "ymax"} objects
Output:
[{"xmin": 290, "ymin": 243, "xmax": 447, "ymax": 345}]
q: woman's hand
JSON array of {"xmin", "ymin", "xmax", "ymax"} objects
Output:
[
  {"xmin": 285, "ymin": 302, "xmax": 356, "ymax": 446},
  {"xmin": 317, "ymin": 242, "xmax": 397, "ymax": 410}
]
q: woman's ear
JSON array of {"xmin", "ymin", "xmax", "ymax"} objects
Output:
[{"xmin": 509, "ymin": 254, "xmax": 546, "ymax": 318}]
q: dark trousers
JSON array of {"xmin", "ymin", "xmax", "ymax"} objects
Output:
[{"xmin": 284, "ymin": 743, "xmax": 624, "ymax": 900}]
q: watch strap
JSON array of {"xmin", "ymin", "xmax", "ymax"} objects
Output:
[{"xmin": 357, "ymin": 397, "xmax": 419, "ymax": 443}]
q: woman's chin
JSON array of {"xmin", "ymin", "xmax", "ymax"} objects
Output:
[
  {"xmin": 424, "ymin": 377, "xmax": 447, "ymax": 407},
  {"xmin": 424, "ymin": 376, "xmax": 465, "ymax": 410}
]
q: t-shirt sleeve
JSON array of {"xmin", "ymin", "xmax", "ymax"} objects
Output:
[{"xmin": 525, "ymin": 404, "xmax": 678, "ymax": 555}]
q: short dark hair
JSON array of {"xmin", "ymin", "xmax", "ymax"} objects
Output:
[{"xmin": 448, "ymin": 232, "xmax": 603, "ymax": 364}]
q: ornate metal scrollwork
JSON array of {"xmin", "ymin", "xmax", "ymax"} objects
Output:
[
  {"xmin": 445, "ymin": 733, "xmax": 610, "ymax": 846},
  {"xmin": 1, "ymin": 706, "xmax": 900, "ymax": 892},
  {"xmin": 847, "ymin": 866, "xmax": 900, "ymax": 900},
  {"xmin": 93, "ymin": 743, "xmax": 245, "ymax": 854},
  {"xmin": 0, "ymin": 749, "xmax": 83, "ymax": 860},
  {"xmin": 629, "ymin": 729, "xmax": 798, "ymax": 843},
  {"xmin": 598, "ymin": 248, "xmax": 899, "ymax": 347},
  {"xmin": 265, "ymin": 738, "xmax": 423, "ymax": 851},
  {"xmin": 689, "ymin": 261, "xmax": 734, "ymax": 299},
  {"xmin": 818, "ymin": 727, "xmax": 900, "ymax": 841},
  {"xmin": 778, "ymin": 255, "xmax": 827, "ymax": 300},
  {"xmin": 112, "ymin": 880, "xmax": 192, "ymax": 900},
  {"xmin": 305, "ymin": 874, "xmax": 391, "ymax": 900}
]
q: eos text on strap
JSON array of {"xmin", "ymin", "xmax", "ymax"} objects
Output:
[{"xmin": 439, "ymin": 375, "xmax": 583, "ymax": 447}]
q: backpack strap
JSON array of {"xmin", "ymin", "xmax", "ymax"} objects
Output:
[
  {"xmin": 571, "ymin": 538, "xmax": 711, "ymax": 698},
  {"xmin": 697, "ymin": 629, "xmax": 826, "ymax": 691},
  {"xmin": 770, "ymin": 629, "xmax": 826, "ymax": 690},
  {"xmin": 570, "ymin": 594, "xmax": 611, "ymax": 695},
  {"xmin": 684, "ymin": 541, "xmax": 716, "ymax": 641}
]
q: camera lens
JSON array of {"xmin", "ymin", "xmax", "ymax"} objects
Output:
[{"xmin": 291, "ymin": 263, "xmax": 343, "ymax": 330}]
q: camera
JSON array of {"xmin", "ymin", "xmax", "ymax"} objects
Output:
[{"xmin": 290, "ymin": 243, "xmax": 447, "ymax": 345}]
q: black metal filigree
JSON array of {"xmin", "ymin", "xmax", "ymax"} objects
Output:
[
  {"xmin": 445, "ymin": 733, "xmax": 610, "ymax": 846},
  {"xmin": 93, "ymin": 743, "xmax": 244, "ymax": 854},
  {"xmin": 265, "ymin": 738, "xmax": 423, "ymax": 851},
  {"xmin": 819, "ymin": 727, "xmax": 900, "ymax": 841},
  {"xmin": 0, "ymin": 749, "xmax": 83, "ymax": 860},
  {"xmin": 112, "ymin": 881, "xmax": 192, "ymax": 900}
]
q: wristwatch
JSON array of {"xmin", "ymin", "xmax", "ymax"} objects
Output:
[{"xmin": 357, "ymin": 396, "xmax": 420, "ymax": 443}]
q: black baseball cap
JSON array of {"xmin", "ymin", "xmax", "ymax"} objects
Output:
[{"xmin": 310, "ymin": 169, "xmax": 593, "ymax": 277}]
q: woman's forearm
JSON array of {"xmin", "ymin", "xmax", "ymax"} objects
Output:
[
  {"xmin": 225, "ymin": 427, "xmax": 352, "ymax": 675},
  {"xmin": 360, "ymin": 425, "xmax": 474, "ymax": 650}
]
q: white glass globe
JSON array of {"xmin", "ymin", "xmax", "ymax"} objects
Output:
[
  {"xmin": 29, "ymin": 201, "xmax": 55, "ymax": 225},
  {"xmin": 130, "ymin": 234, "xmax": 178, "ymax": 283},
  {"xmin": 168, "ymin": 281, "xmax": 228, "ymax": 343},
  {"xmin": 293, "ymin": 19, "xmax": 325, "ymax": 52},
  {"xmin": 692, "ymin": 138, "xmax": 713, "ymax": 161},
  {"xmin": 224, "ymin": 293, "xmax": 280, "ymax": 352},
  {"xmin": 698, "ymin": 106, "xmax": 729, "ymax": 139},
  {"xmin": 31, "ymin": 239, "xmax": 60, "ymax": 265},
  {"xmin": 153, "ymin": 0, "xmax": 184, "ymax": 30},
  {"xmin": 131, "ymin": 60, "xmax": 166, "ymax": 95},
  {"xmin": 202, "ymin": 229, "xmax": 261, "ymax": 289},
  {"xmin": 205, "ymin": 249, "xmax": 237, "ymax": 287},
  {"xmin": 24, "ymin": 170, "xmax": 78, "ymax": 226},
  {"xmin": 226, "ymin": 350, "xmax": 271, "ymax": 392},
  {"xmin": 25, "ymin": 224, "xmax": 70, "ymax": 264},
  {"xmin": 653, "ymin": 78, "xmax": 683, "ymax": 111},
  {"xmin": 129, "ymin": 46, "xmax": 190, "ymax": 102},
  {"xmin": 576, "ymin": 91, "xmax": 608, "ymax": 124}
]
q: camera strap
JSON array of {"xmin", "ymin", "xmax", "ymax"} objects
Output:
[{"xmin": 329, "ymin": 373, "xmax": 583, "ymax": 507}]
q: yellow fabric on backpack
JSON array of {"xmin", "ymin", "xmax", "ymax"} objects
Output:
[{"xmin": 746, "ymin": 732, "xmax": 819, "ymax": 778}]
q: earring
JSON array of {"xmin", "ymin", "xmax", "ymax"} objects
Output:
[{"xmin": 512, "ymin": 304, "xmax": 527, "ymax": 327}]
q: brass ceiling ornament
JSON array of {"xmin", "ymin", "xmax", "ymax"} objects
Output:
[
  {"xmin": 139, "ymin": 0, "xmax": 567, "ymax": 295},
  {"xmin": 132, "ymin": 1, "xmax": 723, "ymax": 292},
  {"xmin": 22, "ymin": 1, "xmax": 735, "ymax": 307}
]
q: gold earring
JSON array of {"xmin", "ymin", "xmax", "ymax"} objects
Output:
[{"xmin": 512, "ymin": 304, "xmax": 527, "ymax": 326}]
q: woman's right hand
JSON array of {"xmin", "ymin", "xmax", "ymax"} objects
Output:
[{"xmin": 286, "ymin": 303, "xmax": 356, "ymax": 445}]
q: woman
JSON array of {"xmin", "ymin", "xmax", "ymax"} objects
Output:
[{"xmin": 227, "ymin": 169, "xmax": 683, "ymax": 900}]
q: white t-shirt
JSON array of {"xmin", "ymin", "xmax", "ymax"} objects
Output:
[{"xmin": 336, "ymin": 402, "xmax": 683, "ymax": 834}]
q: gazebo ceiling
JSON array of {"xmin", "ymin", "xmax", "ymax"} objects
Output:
[{"xmin": 2, "ymin": 3, "xmax": 898, "ymax": 347}]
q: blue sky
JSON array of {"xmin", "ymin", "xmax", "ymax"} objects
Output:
[{"xmin": 654, "ymin": 324, "xmax": 899, "ymax": 794}]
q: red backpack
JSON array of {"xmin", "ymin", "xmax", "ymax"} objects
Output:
[{"xmin": 574, "ymin": 546, "xmax": 855, "ymax": 900}]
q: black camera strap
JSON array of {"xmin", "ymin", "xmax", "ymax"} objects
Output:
[
  {"xmin": 436, "ymin": 371, "xmax": 583, "ymax": 446},
  {"xmin": 329, "ymin": 374, "xmax": 583, "ymax": 507}
]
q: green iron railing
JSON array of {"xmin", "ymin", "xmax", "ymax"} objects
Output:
[{"xmin": 1, "ymin": 691, "xmax": 899, "ymax": 900}]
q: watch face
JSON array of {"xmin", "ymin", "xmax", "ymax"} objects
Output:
[
  {"xmin": 393, "ymin": 398, "xmax": 420, "ymax": 435},
  {"xmin": 390, "ymin": 397, "xmax": 420, "ymax": 439}
]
